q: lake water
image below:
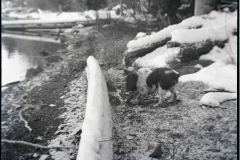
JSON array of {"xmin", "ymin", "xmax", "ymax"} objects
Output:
[{"xmin": 1, "ymin": 33, "xmax": 66, "ymax": 88}]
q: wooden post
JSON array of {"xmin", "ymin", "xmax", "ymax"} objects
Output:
[
  {"xmin": 120, "ymin": 0, "xmax": 123, "ymax": 16},
  {"xmin": 194, "ymin": 0, "xmax": 217, "ymax": 16}
]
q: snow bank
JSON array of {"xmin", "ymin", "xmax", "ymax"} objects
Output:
[
  {"xmin": 77, "ymin": 56, "xmax": 112, "ymax": 160},
  {"xmin": 134, "ymin": 45, "xmax": 180, "ymax": 69},
  {"xmin": 171, "ymin": 18, "xmax": 237, "ymax": 43},
  {"xmin": 126, "ymin": 11, "xmax": 237, "ymax": 53},
  {"xmin": 200, "ymin": 92, "xmax": 237, "ymax": 107},
  {"xmin": 179, "ymin": 62, "xmax": 237, "ymax": 93}
]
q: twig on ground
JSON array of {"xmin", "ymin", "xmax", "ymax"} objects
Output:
[
  {"xmin": 19, "ymin": 110, "xmax": 32, "ymax": 132},
  {"xmin": 1, "ymin": 139, "xmax": 78, "ymax": 150},
  {"xmin": 91, "ymin": 30, "xmax": 105, "ymax": 39}
]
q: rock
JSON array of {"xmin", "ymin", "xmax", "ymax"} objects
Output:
[
  {"xmin": 123, "ymin": 126, "xmax": 131, "ymax": 131},
  {"xmin": 33, "ymin": 153, "xmax": 39, "ymax": 158},
  {"xmin": 129, "ymin": 133, "xmax": 137, "ymax": 137},
  {"xmin": 126, "ymin": 135, "xmax": 134, "ymax": 140},
  {"xmin": 45, "ymin": 55, "xmax": 63, "ymax": 63},
  {"xmin": 25, "ymin": 65, "xmax": 43, "ymax": 78},
  {"xmin": 36, "ymin": 136, "xmax": 43, "ymax": 140},
  {"xmin": 145, "ymin": 143, "xmax": 155, "ymax": 152},
  {"xmin": 39, "ymin": 51, "xmax": 50, "ymax": 56},
  {"xmin": 60, "ymin": 95, "xmax": 65, "ymax": 99},
  {"xmin": 39, "ymin": 154, "xmax": 49, "ymax": 160},
  {"xmin": 216, "ymin": 114, "xmax": 223, "ymax": 119},
  {"xmin": 149, "ymin": 144, "xmax": 163, "ymax": 159}
]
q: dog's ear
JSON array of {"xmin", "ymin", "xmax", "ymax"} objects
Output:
[{"xmin": 126, "ymin": 72, "xmax": 138, "ymax": 91}]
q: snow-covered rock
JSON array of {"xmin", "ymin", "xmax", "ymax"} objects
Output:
[{"xmin": 200, "ymin": 92, "xmax": 237, "ymax": 107}]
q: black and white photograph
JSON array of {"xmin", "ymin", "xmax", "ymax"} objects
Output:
[{"xmin": 1, "ymin": 0, "xmax": 238, "ymax": 159}]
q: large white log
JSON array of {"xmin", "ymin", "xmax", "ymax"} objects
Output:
[{"xmin": 77, "ymin": 56, "xmax": 113, "ymax": 160}]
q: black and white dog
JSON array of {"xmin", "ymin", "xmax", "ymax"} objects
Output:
[{"xmin": 126, "ymin": 67, "xmax": 180, "ymax": 106}]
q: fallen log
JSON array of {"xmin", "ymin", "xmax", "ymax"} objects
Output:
[
  {"xmin": 124, "ymin": 11, "xmax": 236, "ymax": 67},
  {"xmin": 124, "ymin": 37, "xmax": 171, "ymax": 67},
  {"xmin": 167, "ymin": 40, "xmax": 227, "ymax": 62}
]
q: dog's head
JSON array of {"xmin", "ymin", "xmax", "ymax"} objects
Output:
[
  {"xmin": 146, "ymin": 73, "xmax": 154, "ymax": 88},
  {"xmin": 126, "ymin": 72, "xmax": 138, "ymax": 91}
]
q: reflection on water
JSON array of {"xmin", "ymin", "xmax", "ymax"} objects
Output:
[{"xmin": 1, "ymin": 33, "xmax": 66, "ymax": 87}]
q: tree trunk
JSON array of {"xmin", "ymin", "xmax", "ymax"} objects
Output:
[
  {"xmin": 120, "ymin": 0, "xmax": 123, "ymax": 16},
  {"xmin": 194, "ymin": 0, "xmax": 217, "ymax": 16}
]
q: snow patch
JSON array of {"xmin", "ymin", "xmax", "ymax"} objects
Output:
[
  {"xmin": 171, "ymin": 18, "xmax": 237, "ymax": 43},
  {"xmin": 200, "ymin": 92, "xmax": 237, "ymax": 107},
  {"xmin": 134, "ymin": 45, "xmax": 180, "ymax": 69},
  {"xmin": 179, "ymin": 62, "xmax": 237, "ymax": 93},
  {"xmin": 194, "ymin": 64, "xmax": 203, "ymax": 69},
  {"xmin": 135, "ymin": 32, "xmax": 146, "ymax": 39}
]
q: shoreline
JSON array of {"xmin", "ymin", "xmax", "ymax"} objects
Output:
[{"xmin": 1, "ymin": 20, "xmax": 237, "ymax": 160}]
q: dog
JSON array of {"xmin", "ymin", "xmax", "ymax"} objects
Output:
[
  {"xmin": 126, "ymin": 68, "xmax": 153, "ymax": 104},
  {"xmin": 146, "ymin": 68, "xmax": 180, "ymax": 106},
  {"xmin": 126, "ymin": 67, "xmax": 180, "ymax": 106}
]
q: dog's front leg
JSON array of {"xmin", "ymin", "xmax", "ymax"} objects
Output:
[
  {"xmin": 131, "ymin": 92, "xmax": 141, "ymax": 104},
  {"xmin": 153, "ymin": 84, "xmax": 165, "ymax": 107},
  {"xmin": 168, "ymin": 86, "xmax": 177, "ymax": 103}
]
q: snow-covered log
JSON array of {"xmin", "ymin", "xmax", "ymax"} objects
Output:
[
  {"xmin": 167, "ymin": 15, "xmax": 237, "ymax": 62},
  {"xmin": 124, "ymin": 37, "xmax": 171, "ymax": 66},
  {"xmin": 124, "ymin": 11, "xmax": 237, "ymax": 66},
  {"xmin": 77, "ymin": 56, "xmax": 113, "ymax": 160},
  {"xmin": 167, "ymin": 40, "xmax": 227, "ymax": 62},
  {"xmin": 200, "ymin": 36, "xmax": 237, "ymax": 65}
]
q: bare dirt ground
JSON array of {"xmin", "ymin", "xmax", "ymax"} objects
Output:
[{"xmin": 1, "ymin": 22, "xmax": 237, "ymax": 160}]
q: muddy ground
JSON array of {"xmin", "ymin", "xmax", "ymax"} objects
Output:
[{"xmin": 1, "ymin": 21, "xmax": 237, "ymax": 160}]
